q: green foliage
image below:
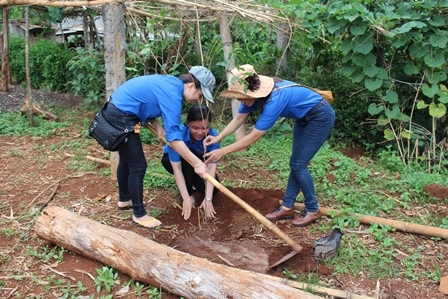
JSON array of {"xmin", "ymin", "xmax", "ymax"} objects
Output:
[
  {"xmin": 292, "ymin": 0, "xmax": 448, "ymax": 169},
  {"xmin": 26, "ymin": 245, "xmax": 66, "ymax": 263},
  {"xmin": 0, "ymin": 111, "xmax": 67, "ymax": 137},
  {"xmin": 9, "ymin": 35, "xmax": 26, "ymax": 84},
  {"xmin": 59, "ymin": 281, "xmax": 88, "ymax": 299},
  {"xmin": 66, "ymin": 48, "xmax": 106, "ymax": 107},
  {"xmin": 94, "ymin": 266, "xmax": 118, "ymax": 293},
  {"xmin": 8, "ymin": 35, "xmax": 74, "ymax": 92}
]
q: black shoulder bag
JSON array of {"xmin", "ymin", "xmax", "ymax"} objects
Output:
[{"xmin": 88, "ymin": 101, "xmax": 131, "ymax": 151}]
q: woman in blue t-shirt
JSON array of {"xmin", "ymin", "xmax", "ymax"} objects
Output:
[
  {"xmin": 106, "ymin": 66, "xmax": 216, "ymax": 229},
  {"xmin": 204, "ymin": 64, "xmax": 335, "ymax": 228},
  {"xmin": 162, "ymin": 104, "xmax": 220, "ymax": 220}
]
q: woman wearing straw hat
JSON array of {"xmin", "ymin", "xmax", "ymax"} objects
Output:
[
  {"xmin": 204, "ymin": 64, "xmax": 335, "ymax": 227},
  {"xmin": 109, "ymin": 66, "xmax": 216, "ymax": 229}
]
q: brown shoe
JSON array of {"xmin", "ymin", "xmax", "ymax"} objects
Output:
[
  {"xmin": 265, "ymin": 206, "xmax": 294, "ymax": 221},
  {"xmin": 292, "ymin": 210, "xmax": 321, "ymax": 227}
]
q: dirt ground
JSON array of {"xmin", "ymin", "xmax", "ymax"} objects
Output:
[{"xmin": 1, "ymin": 85, "xmax": 448, "ymax": 299}]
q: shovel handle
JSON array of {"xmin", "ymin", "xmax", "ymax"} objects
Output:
[{"xmin": 145, "ymin": 123, "xmax": 302, "ymax": 253}]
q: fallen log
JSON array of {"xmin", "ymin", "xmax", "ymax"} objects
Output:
[
  {"xmin": 292, "ymin": 202, "xmax": 448, "ymax": 239},
  {"xmin": 34, "ymin": 206, "xmax": 323, "ymax": 299},
  {"xmin": 20, "ymin": 99, "xmax": 58, "ymax": 121}
]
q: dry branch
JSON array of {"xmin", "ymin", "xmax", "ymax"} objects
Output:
[
  {"xmin": 34, "ymin": 206, "xmax": 324, "ymax": 299},
  {"xmin": 20, "ymin": 98, "xmax": 58, "ymax": 121}
]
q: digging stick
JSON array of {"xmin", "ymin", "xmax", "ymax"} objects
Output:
[
  {"xmin": 291, "ymin": 202, "xmax": 448, "ymax": 239},
  {"xmin": 145, "ymin": 123, "xmax": 303, "ymax": 253}
]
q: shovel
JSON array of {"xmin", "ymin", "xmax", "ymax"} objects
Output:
[{"xmin": 145, "ymin": 123, "xmax": 303, "ymax": 264}]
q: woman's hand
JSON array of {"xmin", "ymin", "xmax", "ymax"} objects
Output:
[
  {"xmin": 203, "ymin": 149, "xmax": 224, "ymax": 164},
  {"xmin": 204, "ymin": 135, "xmax": 220, "ymax": 146},
  {"xmin": 193, "ymin": 163, "xmax": 208, "ymax": 179},
  {"xmin": 200, "ymin": 199, "xmax": 216, "ymax": 219},
  {"xmin": 182, "ymin": 195, "xmax": 195, "ymax": 220}
]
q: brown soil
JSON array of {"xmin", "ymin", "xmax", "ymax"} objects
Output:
[{"xmin": 1, "ymin": 86, "xmax": 448, "ymax": 299}]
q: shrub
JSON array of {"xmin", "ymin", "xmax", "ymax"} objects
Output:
[{"xmin": 66, "ymin": 48, "xmax": 106, "ymax": 107}]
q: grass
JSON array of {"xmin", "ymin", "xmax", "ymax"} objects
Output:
[{"xmin": 1, "ymin": 108, "xmax": 448, "ymax": 296}]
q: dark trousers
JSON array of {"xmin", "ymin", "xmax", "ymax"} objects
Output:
[{"xmin": 161, "ymin": 152, "xmax": 219, "ymax": 196}]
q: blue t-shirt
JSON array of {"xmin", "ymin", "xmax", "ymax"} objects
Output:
[
  {"xmin": 110, "ymin": 75, "xmax": 184, "ymax": 142},
  {"xmin": 163, "ymin": 125, "xmax": 221, "ymax": 163},
  {"xmin": 238, "ymin": 80, "xmax": 323, "ymax": 131}
]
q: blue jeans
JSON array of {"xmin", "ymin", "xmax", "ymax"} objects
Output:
[
  {"xmin": 105, "ymin": 102, "xmax": 147, "ymax": 217},
  {"xmin": 281, "ymin": 100, "xmax": 335, "ymax": 212}
]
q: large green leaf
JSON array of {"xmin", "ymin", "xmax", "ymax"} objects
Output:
[
  {"xmin": 351, "ymin": 53, "xmax": 376, "ymax": 67},
  {"xmin": 341, "ymin": 37, "xmax": 355, "ymax": 53},
  {"xmin": 438, "ymin": 85, "xmax": 448, "ymax": 104},
  {"xmin": 378, "ymin": 115, "xmax": 390, "ymax": 126},
  {"xmin": 382, "ymin": 90, "xmax": 398, "ymax": 104},
  {"xmin": 350, "ymin": 24, "xmax": 368, "ymax": 36},
  {"xmin": 429, "ymin": 15, "xmax": 445, "ymax": 27},
  {"xmin": 404, "ymin": 61, "xmax": 419, "ymax": 75},
  {"xmin": 383, "ymin": 129, "xmax": 395, "ymax": 140},
  {"xmin": 328, "ymin": 19, "xmax": 346, "ymax": 34},
  {"xmin": 351, "ymin": 70, "xmax": 365, "ymax": 83},
  {"xmin": 391, "ymin": 21, "xmax": 427, "ymax": 34},
  {"xmin": 427, "ymin": 71, "xmax": 447, "ymax": 84},
  {"xmin": 429, "ymin": 34, "xmax": 448, "ymax": 48},
  {"xmin": 401, "ymin": 130, "xmax": 412, "ymax": 140},
  {"xmin": 368, "ymin": 103, "xmax": 384, "ymax": 115},
  {"xmin": 353, "ymin": 39, "xmax": 373, "ymax": 55},
  {"xmin": 424, "ymin": 51, "xmax": 445, "ymax": 68},
  {"xmin": 417, "ymin": 100, "xmax": 429, "ymax": 109},
  {"xmin": 409, "ymin": 42, "xmax": 428, "ymax": 59},
  {"xmin": 429, "ymin": 102, "xmax": 447, "ymax": 118},
  {"xmin": 365, "ymin": 78, "xmax": 383, "ymax": 91},
  {"xmin": 363, "ymin": 65, "xmax": 379, "ymax": 78},
  {"xmin": 385, "ymin": 105, "xmax": 402, "ymax": 120},
  {"xmin": 422, "ymin": 83, "xmax": 439, "ymax": 98},
  {"xmin": 342, "ymin": 64, "xmax": 356, "ymax": 77}
]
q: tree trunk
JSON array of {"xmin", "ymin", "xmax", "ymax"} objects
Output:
[
  {"xmin": 102, "ymin": 3, "xmax": 126, "ymax": 180},
  {"xmin": 34, "ymin": 206, "xmax": 323, "ymax": 299},
  {"xmin": 2, "ymin": 6, "xmax": 11, "ymax": 91},
  {"xmin": 217, "ymin": 13, "xmax": 246, "ymax": 141},
  {"xmin": 25, "ymin": 5, "xmax": 34, "ymax": 126}
]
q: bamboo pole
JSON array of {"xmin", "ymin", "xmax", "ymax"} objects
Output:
[
  {"xmin": 145, "ymin": 123, "xmax": 303, "ymax": 253},
  {"xmin": 86, "ymin": 155, "xmax": 111, "ymax": 165},
  {"xmin": 261, "ymin": 273, "xmax": 377, "ymax": 299},
  {"xmin": 292, "ymin": 202, "xmax": 448, "ymax": 239}
]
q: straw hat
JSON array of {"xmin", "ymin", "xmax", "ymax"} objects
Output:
[{"xmin": 220, "ymin": 64, "xmax": 274, "ymax": 99}]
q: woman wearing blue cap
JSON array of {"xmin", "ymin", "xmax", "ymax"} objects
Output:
[{"xmin": 106, "ymin": 66, "xmax": 216, "ymax": 229}]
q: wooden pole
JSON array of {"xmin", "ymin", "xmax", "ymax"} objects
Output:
[
  {"xmin": 145, "ymin": 123, "xmax": 303, "ymax": 253},
  {"xmin": 86, "ymin": 155, "xmax": 111, "ymax": 165},
  {"xmin": 292, "ymin": 202, "xmax": 448, "ymax": 239},
  {"xmin": 34, "ymin": 206, "xmax": 323, "ymax": 299}
]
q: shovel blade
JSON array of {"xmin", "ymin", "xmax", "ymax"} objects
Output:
[{"xmin": 268, "ymin": 250, "xmax": 300, "ymax": 269}]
